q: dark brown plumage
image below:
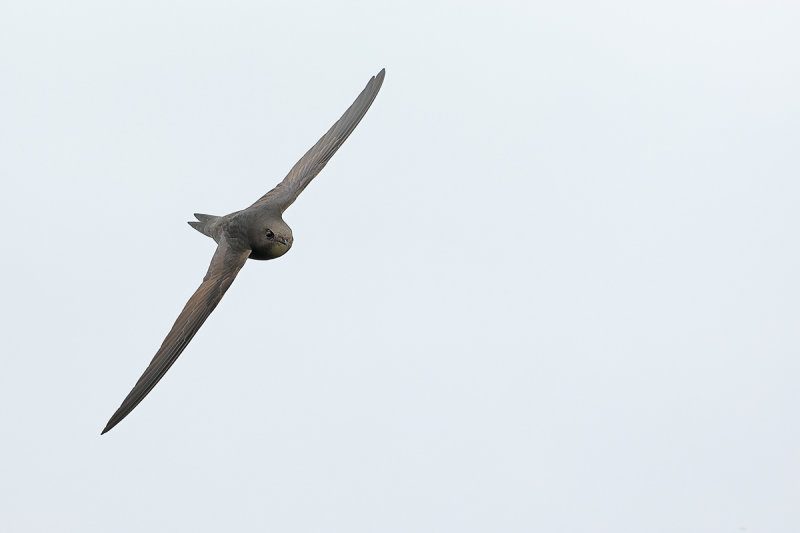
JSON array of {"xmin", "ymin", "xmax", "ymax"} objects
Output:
[{"xmin": 102, "ymin": 68, "xmax": 385, "ymax": 434}]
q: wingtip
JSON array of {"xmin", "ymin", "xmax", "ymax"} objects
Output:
[
  {"xmin": 101, "ymin": 416, "xmax": 118, "ymax": 435},
  {"xmin": 370, "ymin": 68, "xmax": 385, "ymax": 93}
]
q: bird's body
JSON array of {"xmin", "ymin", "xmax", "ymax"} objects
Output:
[
  {"xmin": 191, "ymin": 208, "xmax": 293, "ymax": 260},
  {"xmin": 102, "ymin": 68, "xmax": 385, "ymax": 434}
]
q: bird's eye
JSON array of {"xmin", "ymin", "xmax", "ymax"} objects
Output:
[{"xmin": 265, "ymin": 229, "xmax": 274, "ymax": 239}]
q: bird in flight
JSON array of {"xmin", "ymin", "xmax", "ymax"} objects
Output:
[{"xmin": 102, "ymin": 68, "xmax": 385, "ymax": 434}]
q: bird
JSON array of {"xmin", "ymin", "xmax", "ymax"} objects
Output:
[{"xmin": 101, "ymin": 68, "xmax": 385, "ymax": 434}]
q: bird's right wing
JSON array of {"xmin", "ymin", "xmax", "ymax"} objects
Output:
[
  {"xmin": 250, "ymin": 68, "xmax": 385, "ymax": 212},
  {"xmin": 102, "ymin": 237, "xmax": 251, "ymax": 434}
]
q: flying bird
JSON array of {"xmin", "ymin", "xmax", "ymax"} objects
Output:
[{"xmin": 102, "ymin": 68, "xmax": 385, "ymax": 434}]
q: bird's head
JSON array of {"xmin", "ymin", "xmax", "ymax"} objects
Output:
[{"xmin": 249, "ymin": 215, "xmax": 293, "ymax": 260}]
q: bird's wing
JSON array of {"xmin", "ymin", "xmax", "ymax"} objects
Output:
[
  {"xmin": 250, "ymin": 68, "xmax": 385, "ymax": 212},
  {"xmin": 102, "ymin": 237, "xmax": 251, "ymax": 434}
]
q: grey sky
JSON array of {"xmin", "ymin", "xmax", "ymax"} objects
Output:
[{"xmin": 1, "ymin": 1, "xmax": 798, "ymax": 531}]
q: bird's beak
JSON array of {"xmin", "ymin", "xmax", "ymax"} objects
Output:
[{"xmin": 280, "ymin": 238, "xmax": 289, "ymax": 246}]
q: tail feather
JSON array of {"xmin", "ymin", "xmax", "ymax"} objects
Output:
[{"xmin": 188, "ymin": 213, "xmax": 220, "ymax": 238}]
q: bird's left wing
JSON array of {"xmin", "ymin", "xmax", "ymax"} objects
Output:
[
  {"xmin": 102, "ymin": 237, "xmax": 251, "ymax": 434},
  {"xmin": 250, "ymin": 68, "xmax": 385, "ymax": 212}
]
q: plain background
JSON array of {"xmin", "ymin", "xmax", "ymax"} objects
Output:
[{"xmin": 1, "ymin": 1, "xmax": 798, "ymax": 531}]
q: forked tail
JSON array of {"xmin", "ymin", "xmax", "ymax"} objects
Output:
[{"xmin": 188, "ymin": 213, "xmax": 220, "ymax": 239}]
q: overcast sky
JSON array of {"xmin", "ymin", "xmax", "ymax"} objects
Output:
[{"xmin": 1, "ymin": 1, "xmax": 798, "ymax": 531}]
